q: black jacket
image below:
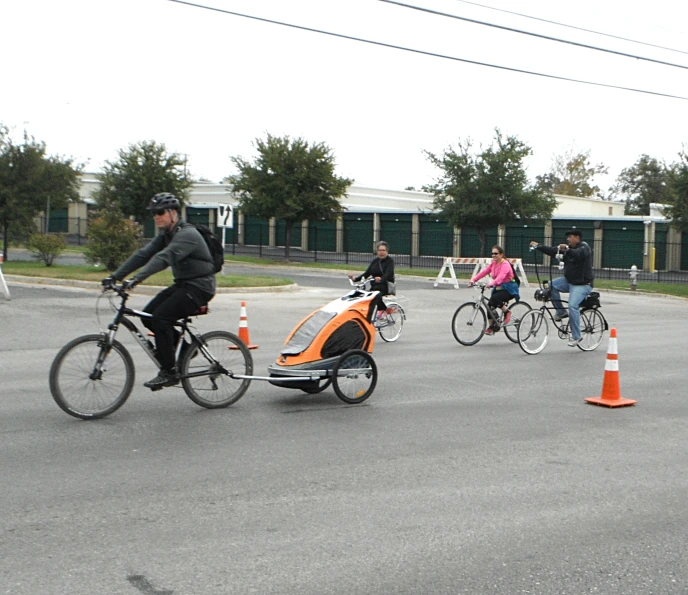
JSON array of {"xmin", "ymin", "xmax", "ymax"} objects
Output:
[
  {"xmin": 536, "ymin": 242, "xmax": 594, "ymax": 286},
  {"xmin": 355, "ymin": 256, "xmax": 395, "ymax": 294}
]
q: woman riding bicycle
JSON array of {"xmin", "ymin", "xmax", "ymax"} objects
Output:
[
  {"xmin": 348, "ymin": 240, "xmax": 395, "ymax": 320},
  {"xmin": 469, "ymin": 245, "xmax": 520, "ymax": 335}
]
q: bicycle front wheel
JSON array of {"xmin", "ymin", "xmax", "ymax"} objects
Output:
[
  {"xmin": 451, "ymin": 302, "xmax": 486, "ymax": 346},
  {"xmin": 503, "ymin": 300, "xmax": 532, "ymax": 343},
  {"xmin": 518, "ymin": 310, "xmax": 549, "ymax": 355},
  {"xmin": 578, "ymin": 309, "xmax": 606, "ymax": 351},
  {"xmin": 378, "ymin": 302, "xmax": 406, "ymax": 342},
  {"xmin": 181, "ymin": 331, "xmax": 253, "ymax": 408},
  {"xmin": 49, "ymin": 335, "xmax": 134, "ymax": 420}
]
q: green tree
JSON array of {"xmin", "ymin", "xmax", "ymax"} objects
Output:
[
  {"xmin": 613, "ymin": 155, "xmax": 672, "ymax": 215},
  {"xmin": 536, "ymin": 149, "xmax": 608, "ymax": 198},
  {"xmin": 84, "ymin": 210, "xmax": 143, "ymax": 271},
  {"xmin": 423, "ymin": 129, "xmax": 557, "ymax": 256},
  {"xmin": 94, "ymin": 140, "xmax": 192, "ymax": 224},
  {"xmin": 230, "ymin": 134, "xmax": 352, "ymax": 260},
  {"xmin": 665, "ymin": 150, "xmax": 688, "ymax": 231},
  {"xmin": 0, "ymin": 126, "xmax": 81, "ymax": 261}
]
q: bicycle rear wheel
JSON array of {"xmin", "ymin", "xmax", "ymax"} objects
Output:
[
  {"xmin": 180, "ymin": 330, "xmax": 253, "ymax": 408},
  {"xmin": 49, "ymin": 334, "xmax": 134, "ymax": 420},
  {"xmin": 378, "ymin": 302, "xmax": 405, "ymax": 342},
  {"xmin": 518, "ymin": 310, "xmax": 549, "ymax": 355},
  {"xmin": 451, "ymin": 302, "xmax": 486, "ymax": 346},
  {"xmin": 503, "ymin": 300, "xmax": 532, "ymax": 343},
  {"xmin": 578, "ymin": 309, "xmax": 606, "ymax": 351}
]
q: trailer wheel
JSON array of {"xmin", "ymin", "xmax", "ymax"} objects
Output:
[{"xmin": 332, "ymin": 349, "xmax": 377, "ymax": 404}]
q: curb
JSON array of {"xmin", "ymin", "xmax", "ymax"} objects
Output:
[{"xmin": 4, "ymin": 275, "xmax": 300, "ymax": 295}]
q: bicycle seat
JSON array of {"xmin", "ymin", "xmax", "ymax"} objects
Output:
[{"xmin": 192, "ymin": 305, "xmax": 209, "ymax": 316}]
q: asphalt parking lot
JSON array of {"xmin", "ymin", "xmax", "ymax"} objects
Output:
[{"xmin": 1, "ymin": 277, "xmax": 687, "ymax": 595}]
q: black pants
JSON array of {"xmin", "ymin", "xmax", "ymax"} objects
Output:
[
  {"xmin": 488, "ymin": 289, "xmax": 513, "ymax": 309},
  {"xmin": 143, "ymin": 284, "xmax": 213, "ymax": 371},
  {"xmin": 367, "ymin": 282, "xmax": 388, "ymax": 320}
]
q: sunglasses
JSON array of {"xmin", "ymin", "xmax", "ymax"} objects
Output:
[
  {"xmin": 491, "ymin": 252, "xmax": 500, "ymax": 256},
  {"xmin": 152, "ymin": 208, "xmax": 167, "ymax": 216}
]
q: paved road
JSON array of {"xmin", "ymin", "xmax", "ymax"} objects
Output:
[{"xmin": 1, "ymin": 279, "xmax": 687, "ymax": 595}]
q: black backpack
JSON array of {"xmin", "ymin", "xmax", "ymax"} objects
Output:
[
  {"xmin": 510, "ymin": 262, "xmax": 521, "ymax": 286},
  {"xmin": 193, "ymin": 223, "xmax": 225, "ymax": 273}
]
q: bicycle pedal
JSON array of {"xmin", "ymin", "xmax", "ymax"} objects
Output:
[{"xmin": 149, "ymin": 385, "xmax": 163, "ymax": 392}]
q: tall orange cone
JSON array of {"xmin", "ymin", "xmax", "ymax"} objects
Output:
[
  {"xmin": 237, "ymin": 301, "xmax": 259, "ymax": 349},
  {"xmin": 585, "ymin": 328, "xmax": 636, "ymax": 408}
]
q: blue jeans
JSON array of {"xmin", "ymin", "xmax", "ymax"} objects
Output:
[{"xmin": 550, "ymin": 277, "xmax": 592, "ymax": 340}]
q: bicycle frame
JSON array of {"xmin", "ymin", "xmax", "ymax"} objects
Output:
[
  {"xmin": 94, "ymin": 286, "xmax": 221, "ymax": 382},
  {"xmin": 466, "ymin": 283, "xmax": 505, "ymax": 328}
]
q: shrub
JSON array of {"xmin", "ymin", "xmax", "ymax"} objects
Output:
[
  {"xmin": 84, "ymin": 211, "xmax": 142, "ymax": 272},
  {"xmin": 26, "ymin": 233, "xmax": 67, "ymax": 266}
]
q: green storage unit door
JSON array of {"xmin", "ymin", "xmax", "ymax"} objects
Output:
[
  {"xmin": 186, "ymin": 207, "xmax": 210, "ymax": 226},
  {"xmin": 505, "ymin": 223, "xmax": 545, "ymax": 261},
  {"xmin": 143, "ymin": 217, "xmax": 156, "ymax": 238},
  {"xmin": 275, "ymin": 220, "xmax": 302, "ymax": 247},
  {"xmin": 379, "ymin": 214, "xmax": 412, "ymax": 256},
  {"xmin": 601, "ymin": 221, "xmax": 645, "ymax": 269},
  {"xmin": 48, "ymin": 208, "xmax": 68, "ymax": 233},
  {"xmin": 550, "ymin": 220, "xmax": 595, "ymax": 245},
  {"xmin": 654, "ymin": 225, "xmax": 668, "ymax": 270},
  {"xmin": 309, "ymin": 220, "xmax": 337, "ymax": 252},
  {"xmin": 460, "ymin": 227, "xmax": 498, "ymax": 257},
  {"xmin": 244, "ymin": 216, "xmax": 269, "ymax": 246},
  {"xmin": 343, "ymin": 214, "xmax": 374, "ymax": 253},
  {"xmin": 212, "ymin": 222, "xmax": 235, "ymax": 245},
  {"xmin": 419, "ymin": 215, "xmax": 454, "ymax": 257}
]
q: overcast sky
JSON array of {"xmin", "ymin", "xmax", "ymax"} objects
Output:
[{"xmin": 2, "ymin": 0, "xmax": 687, "ymax": 195}]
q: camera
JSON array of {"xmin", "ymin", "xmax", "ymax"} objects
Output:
[{"xmin": 534, "ymin": 287, "xmax": 551, "ymax": 302}]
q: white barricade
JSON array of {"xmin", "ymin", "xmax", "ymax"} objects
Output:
[
  {"xmin": 433, "ymin": 257, "xmax": 529, "ymax": 289},
  {"xmin": 0, "ymin": 255, "xmax": 10, "ymax": 300}
]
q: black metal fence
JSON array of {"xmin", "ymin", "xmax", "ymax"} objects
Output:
[{"xmin": 22, "ymin": 216, "xmax": 688, "ymax": 283}]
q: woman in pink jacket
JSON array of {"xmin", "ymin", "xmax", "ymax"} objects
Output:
[{"xmin": 469, "ymin": 245, "xmax": 520, "ymax": 335}]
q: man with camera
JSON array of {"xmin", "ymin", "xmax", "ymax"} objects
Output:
[{"xmin": 530, "ymin": 229, "xmax": 594, "ymax": 347}]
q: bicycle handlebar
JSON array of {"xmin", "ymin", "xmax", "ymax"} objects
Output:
[
  {"xmin": 348, "ymin": 277, "xmax": 373, "ymax": 289},
  {"xmin": 101, "ymin": 281, "xmax": 129, "ymax": 298}
]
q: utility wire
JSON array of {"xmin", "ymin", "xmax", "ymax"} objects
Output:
[
  {"xmin": 379, "ymin": 0, "xmax": 688, "ymax": 72},
  {"xmin": 167, "ymin": 0, "xmax": 688, "ymax": 101},
  {"xmin": 451, "ymin": 0, "xmax": 688, "ymax": 57}
]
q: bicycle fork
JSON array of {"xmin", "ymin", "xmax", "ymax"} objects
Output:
[{"xmin": 89, "ymin": 330, "xmax": 117, "ymax": 381}]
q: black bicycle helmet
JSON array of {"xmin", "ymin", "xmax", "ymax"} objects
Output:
[{"xmin": 148, "ymin": 193, "xmax": 181, "ymax": 211}]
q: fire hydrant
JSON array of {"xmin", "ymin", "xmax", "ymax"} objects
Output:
[{"xmin": 629, "ymin": 264, "xmax": 638, "ymax": 291}]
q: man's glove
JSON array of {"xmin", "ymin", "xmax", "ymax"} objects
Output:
[
  {"xmin": 101, "ymin": 276, "xmax": 116, "ymax": 288},
  {"xmin": 121, "ymin": 278, "xmax": 139, "ymax": 291}
]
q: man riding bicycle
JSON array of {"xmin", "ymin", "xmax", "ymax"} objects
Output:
[
  {"xmin": 530, "ymin": 229, "xmax": 594, "ymax": 347},
  {"xmin": 102, "ymin": 193, "xmax": 217, "ymax": 389}
]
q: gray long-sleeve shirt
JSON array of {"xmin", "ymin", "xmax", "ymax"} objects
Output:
[{"xmin": 113, "ymin": 220, "xmax": 216, "ymax": 297}]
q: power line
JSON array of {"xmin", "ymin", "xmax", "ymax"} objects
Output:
[
  {"xmin": 450, "ymin": 0, "xmax": 688, "ymax": 57},
  {"xmin": 379, "ymin": 0, "xmax": 688, "ymax": 72},
  {"xmin": 167, "ymin": 0, "xmax": 688, "ymax": 101}
]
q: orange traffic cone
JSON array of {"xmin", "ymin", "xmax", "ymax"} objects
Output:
[
  {"xmin": 585, "ymin": 328, "xmax": 636, "ymax": 408},
  {"xmin": 237, "ymin": 301, "xmax": 259, "ymax": 349}
]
